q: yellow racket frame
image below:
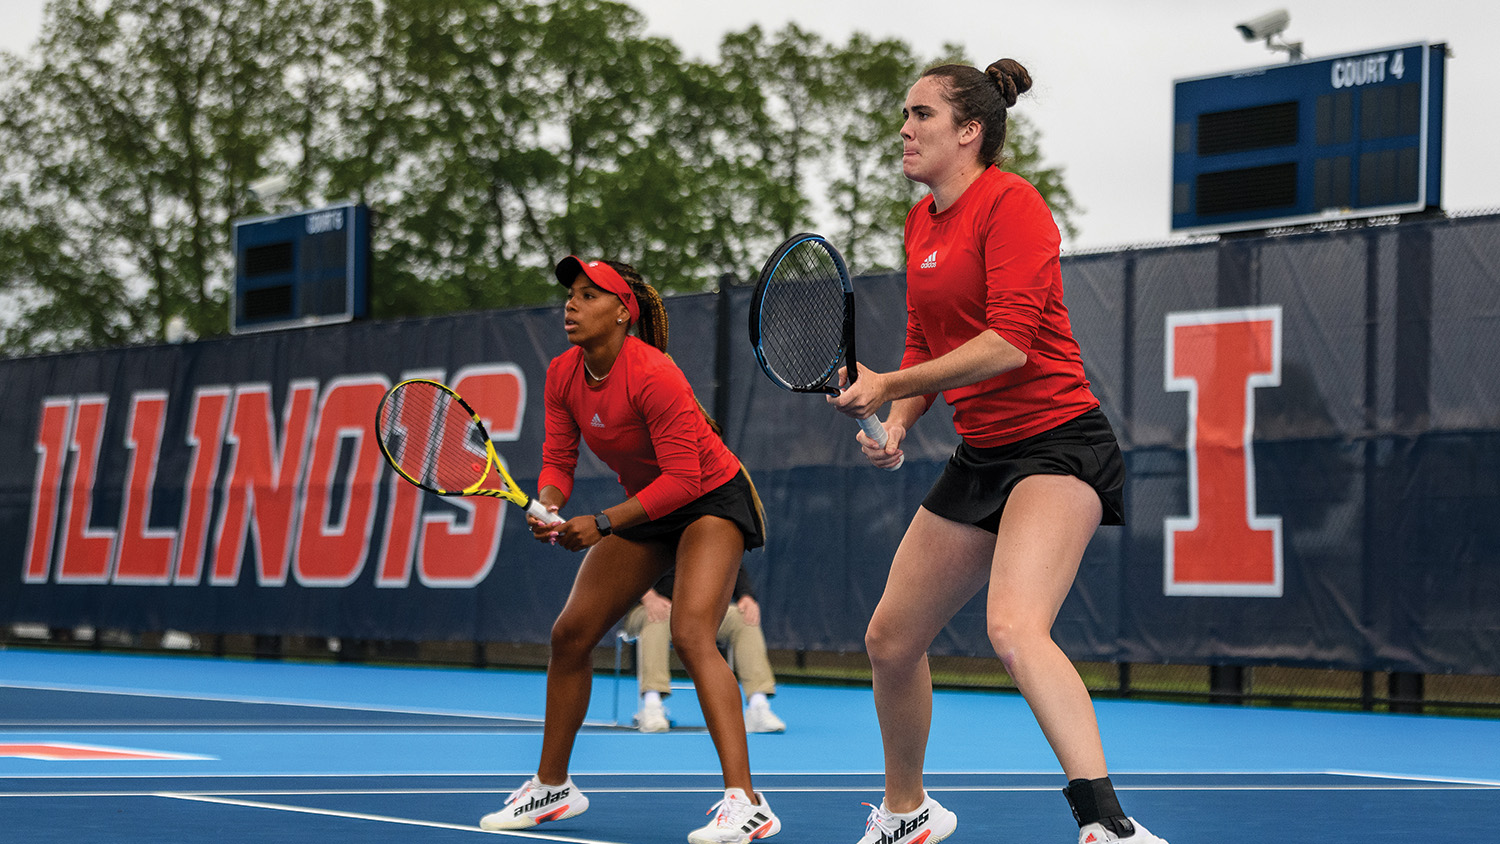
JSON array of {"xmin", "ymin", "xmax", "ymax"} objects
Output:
[{"xmin": 377, "ymin": 378, "xmax": 562, "ymax": 524}]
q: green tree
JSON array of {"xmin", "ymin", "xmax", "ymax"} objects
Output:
[
  {"xmin": 717, "ymin": 23, "xmax": 831, "ymax": 252},
  {"xmin": 359, "ymin": 0, "xmax": 760, "ymax": 307},
  {"xmin": 823, "ymin": 34, "xmax": 927, "ymax": 273},
  {"xmin": 0, "ymin": 0, "xmax": 1080, "ymax": 355},
  {"xmin": 0, "ymin": 0, "xmax": 335, "ymax": 352},
  {"xmin": 351, "ymin": 0, "xmax": 556, "ymax": 317},
  {"xmin": 528, "ymin": 0, "xmax": 733, "ymax": 293}
]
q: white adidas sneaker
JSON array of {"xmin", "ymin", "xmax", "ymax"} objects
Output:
[
  {"xmin": 687, "ymin": 787, "xmax": 781, "ymax": 843},
  {"xmin": 853, "ymin": 792, "xmax": 957, "ymax": 844},
  {"xmin": 478, "ymin": 776, "xmax": 589, "ymax": 830},
  {"xmin": 1078, "ymin": 818, "xmax": 1169, "ymax": 844}
]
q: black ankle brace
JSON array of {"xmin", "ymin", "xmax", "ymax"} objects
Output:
[{"xmin": 1063, "ymin": 777, "xmax": 1135, "ymax": 836}]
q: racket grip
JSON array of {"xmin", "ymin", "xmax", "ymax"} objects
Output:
[
  {"xmin": 526, "ymin": 498, "xmax": 565, "ymax": 526},
  {"xmin": 857, "ymin": 415, "xmax": 904, "ymax": 471}
]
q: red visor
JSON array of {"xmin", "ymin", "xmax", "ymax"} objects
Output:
[{"xmin": 554, "ymin": 256, "xmax": 639, "ymax": 324}]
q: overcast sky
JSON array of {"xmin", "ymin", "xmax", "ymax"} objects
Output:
[{"xmin": 3, "ymin": 0, "xmax": 1496, "ymax": 250}]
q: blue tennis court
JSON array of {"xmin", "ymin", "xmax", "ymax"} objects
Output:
[{"xmin": 2, "ymin": 648, "xmax": 1496, "ymax": 842}]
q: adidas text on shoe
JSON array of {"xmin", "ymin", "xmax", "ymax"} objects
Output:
[
  {"xmin": 636, "ymin": 699, "xmax": 670, "ymax": 733},
  {"xmin": 854, "ymin": 793, "xmax": 957, "ymax": 844},
  {"xmin": 687, "ymin": 788, "xmax": 781, "ymax": 843},
  {"xmin": 1078, "ymin": 818, "xmax": 1168, "ymax": 844},
  {"xmin": 479, "ymin": 776, "xmax": 589, "ymax": 831}
]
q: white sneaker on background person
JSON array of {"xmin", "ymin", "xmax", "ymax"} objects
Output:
[
  {"xmin": 743, "ymin": 698, "xmax": 786, "ymax": 733},
  {"xmin": 635, "ymin": 697, "xmax": 670, "ymax": 733}
]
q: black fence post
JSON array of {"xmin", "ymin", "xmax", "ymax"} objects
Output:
[
  {"xmin": 1389, "ymin": 671, "xmax": 1424, "ymax": 714},
  {"xmin": 253, "ymin": 634, "xmax": 282, "ymax": 660},
  {"xmin": 714, "ymin": 273, "xmax": 738, "ymax": 434},
  {"xmin": 1210, "ymin": 664, "xmax": 1246, "ymax": 704}
]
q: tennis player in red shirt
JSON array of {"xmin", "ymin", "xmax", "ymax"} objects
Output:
[
  {"xmin": 830, "ymin": 59, "xmax": 1169, "ymax": 844},
  {"xmin": 479, "ymin": 257, "xmax": 779, "ymax": 844}
]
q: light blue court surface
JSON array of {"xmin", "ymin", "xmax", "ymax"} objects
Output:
[{"xmin": 1, "ymin": 648, "xmax": 1497, "ymax": 842}]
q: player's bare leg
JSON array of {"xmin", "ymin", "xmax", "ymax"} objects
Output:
[
  {"xmin": 864, "ymin": 507, "xmax": 992, "ymax": 813},
  {"xmin": 538, "ymin": 536, "xmax": 669, "ymax": 784},
  {"xmin": 987, "ymin": 473, "xmax": 1105, "ymax": 779}
]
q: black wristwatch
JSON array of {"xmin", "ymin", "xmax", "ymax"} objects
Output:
[{"xmin": 594, "ymin": 512, "xmax": 613, "ymax": 536}]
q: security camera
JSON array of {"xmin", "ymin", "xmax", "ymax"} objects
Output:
[
  {"xmin": 1236, "ymin": 9, "xmax": 1290, "ymax": 41},
  {"xmin": 248, "ymin": 174, "xmax": 290, "ymax": 202}
]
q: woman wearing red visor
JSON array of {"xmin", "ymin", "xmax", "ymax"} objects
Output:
[{"xmin": 479, "ymin": 257, "xmax": 780, "ymax": 844}]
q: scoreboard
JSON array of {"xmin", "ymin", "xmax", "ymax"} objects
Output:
[
  {"xmin": 1172, "ymin": 42, "xmax": 1446, "ymax": 234},
  {"xmin": 231, "ymin": 202, "xmax": 371, "ymax": 334}
]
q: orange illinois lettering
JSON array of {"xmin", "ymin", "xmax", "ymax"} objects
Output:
[
  {"xmin": 416, "ymin": 365, "xmax": 526, "ymax": 587},
  {"xmin": 24, "ymin": 400, "xmax": 75, "ymax": 583},
  {"xmin": 56, "ymin": 396, "xmax": 115, "ymax": 583},
  {"xmin": 211, "ymin": 381, "xmax": 317, "ymax": 586},
  {"xmin": 114, "ymin": 392, "xmax": 177, "ymax": 584},
  {"xmin": 294, "ymin": 377, "xmax": 387, "ymax": 586},
  {"xmin": 1164, "ymin": 307, "xmax": 1284, "ymax": 597},
  {"xmin": 174, "ymin": 388, "xmax": 231, "ymax": 584},
  {"xmin": 375, "ymin": 370, "xmax": 446, "ymax": 588}
]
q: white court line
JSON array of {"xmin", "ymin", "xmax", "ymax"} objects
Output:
[
  {"xmin": 1326, "ymin": 769, "xmax": 1500, "ymax": 788},
  {"xmin": 0, "ymin": 768, "xmax": 1448, "ymax": 780},
  {"xmin": 7, "ymin": 781, "xmax": 1498, "ymax": 800},
  {"xmin": 6, "ymin": 769, "xmax": 1495, "ymax": 790},
  {"xmin": 155, "ymin": 792, "xmax": 628, "ymax": 843},
  {"xmin": 0, "ymin": 723, "xmax": 554, "ymax": 729},
  {"xmin": 0, "ymin": 767, "xmax": 1464, "ymax": 785},
  {"xmin": 0, "ymin": 681, "xmax": 561, "ymax": 725}
]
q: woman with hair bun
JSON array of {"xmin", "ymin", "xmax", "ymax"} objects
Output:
[
  {"xmin": 479, "ymin": 257, "xmax": 779, "ymax": 844},
  {"xmin": 829, "ymin": 60, "xmax": 1169, "ymax": 844}
]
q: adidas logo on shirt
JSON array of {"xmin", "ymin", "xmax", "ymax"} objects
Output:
[
  {"xmin": 591, "ymin": 413, "xmax": 605, "ymax": 428},
  {"xmin": 919, "ymin": 250, "xmax": 938, "ymax": 269}
]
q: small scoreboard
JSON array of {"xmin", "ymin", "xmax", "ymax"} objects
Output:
[
  {"xmin": 1172, "ymin": 42, "xmax": 1446, "ymax": 234},
  {"xmin": 231, "ymin": 202, "xmax": 371, "ymax": 334}
]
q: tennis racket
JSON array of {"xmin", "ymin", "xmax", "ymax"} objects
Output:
[
  {"xmin": 749, "ymin": 232, "xmax": 902, "ymax": 470},
  {"xmin": 376, "ymin": 378, "xmax": 564, "ymax": 525}
]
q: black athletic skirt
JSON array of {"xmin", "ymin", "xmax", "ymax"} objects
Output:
[
  {"xmin": 613, "ymin": 467, "xmax": 766, "ymax": 550},
  {"xmin": 922, "ymin": 406, "xmax": 1126, "ymax": 533}
]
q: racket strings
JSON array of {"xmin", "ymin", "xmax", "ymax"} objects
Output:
[
  {"xmin": 758, "ymin": 242, "xmax": 848, "ymax": 389},
  {"xmin": 378, "ymin": 382, "xmax": 492, "ymax": 493}
]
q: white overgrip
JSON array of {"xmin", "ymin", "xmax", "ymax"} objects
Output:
[
  {"xmin": 857, "ymin": 415, "xmax": 904, "ymax": 471},
  {"xmin": 526, "ymin": 497, "xmax": 565, "ymax": 525}
]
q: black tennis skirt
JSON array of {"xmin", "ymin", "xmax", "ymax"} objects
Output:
[
  {"xmin": 922, "ymin": 406, "xmax": 1126, "ymax": 533},
  {"xmin": 613, "ymin": 467, "xmax": 766, "ymax": 550}
]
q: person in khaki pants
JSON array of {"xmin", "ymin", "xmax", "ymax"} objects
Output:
[{"xmin": 622, "ymin": 567, "xmax": 785, "ymax": 734}]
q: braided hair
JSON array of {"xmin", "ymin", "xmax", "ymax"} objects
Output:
[{"xmin": 604, "ymin": 261, "xmax": 721, "ymax": 438}]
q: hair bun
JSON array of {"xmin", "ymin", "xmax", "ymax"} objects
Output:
[{"xmin": 986, "ymin": 58, "xmax": 1032, "ymax": 108}]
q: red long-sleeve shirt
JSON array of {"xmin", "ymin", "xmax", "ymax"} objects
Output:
[
  {"xmin": 538, "ymin": 336, "xmax": 739, "ymax": 519},
  {"xmin": 902, "ymin": 167, "xmax": 1099, "ymax": 447}
]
